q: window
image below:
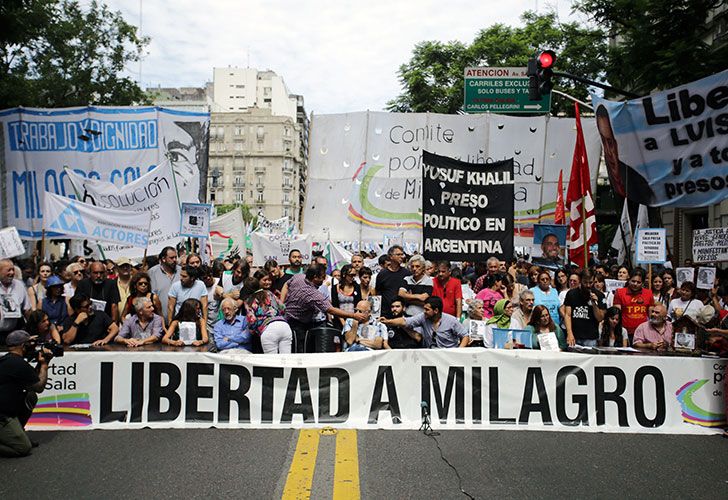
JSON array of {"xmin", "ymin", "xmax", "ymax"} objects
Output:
[
  {"xmin": 234, "ymin": 126, "xmax": 244, "ymax": 135},
  {"xmin": 256, "ymin": 193, "xmax": 264, "ymax": 203},
  {"xmin": 283, "ymin": 207, "xmax": 290, "ymax": 218},
  {"xmin": 235, "ymin": 84, "xmax": 245, "ymax": 88},
  {"xmin": 235, "ymin": 192, "xmax": 244, "ymax": 203},
  {"xmin": 263, "ymin": 87, "xmax": 271, "ymax": 96}
]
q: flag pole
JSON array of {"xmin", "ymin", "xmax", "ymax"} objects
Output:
[
  {"xmin": 581, "ymin": 194, "xmax": 588, "ymax": 267},
  {"xmin": 40, "ymin": 229, "xmax": 46, "ymax": 264}
]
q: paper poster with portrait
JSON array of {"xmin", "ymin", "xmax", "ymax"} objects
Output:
[
  {"xmin": 0, "ymin": 226, "xmax": 25, "ymax": 259},
  {"xmin": 676, "ymin": 267, "xmax": 695, "ymax": 288},
  {"xmin": 674, "ymin": 331, "xmax": 696, "ymax": 351},
  {"xmin": 0, "ymin": 294, "xmax": 22, "ymax": 319},
  {"xmin": 696, "ymin": 267, "xmax": 716, "ymax": 290},
  {"xmin": 180, "ymin": 203, "xmax": 212, "ymax": 239},
  {"xmin": 492, "ymin": 328, "xmax": 533, "ymax": 349},
  {"xmin": 531, "ymin": 224, "xmax": 567, "ymax": 270},
  {"xmin": 468, "ymin": 320, "xmax": 487, "ymax": 341}
]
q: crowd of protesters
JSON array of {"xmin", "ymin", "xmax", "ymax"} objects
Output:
[{"xmin": 2, "ymin": 244, "xmax": 727, "ymax": 356}]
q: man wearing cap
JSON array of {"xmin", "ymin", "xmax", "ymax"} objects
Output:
[
  {"xmin": 0, "ymin": 330, "xmax": 50, "ymax": 457},
  {"xmin": 0, "ymin": 259, "xmax": 32, "ymax": 345}
]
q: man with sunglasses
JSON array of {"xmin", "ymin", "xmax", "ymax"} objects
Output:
[{"xmin": 62, "ymin": 293, "xmax": 118, "ymax": 345}]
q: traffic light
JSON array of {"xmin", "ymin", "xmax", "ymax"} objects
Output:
[{"xmin": 527, "ymin": 50, "xmax": 557, "ymax": 101}]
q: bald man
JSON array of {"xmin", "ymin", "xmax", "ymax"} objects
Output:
[{"xmin": 633, "ymin": 304, "xmax": 673, "ymax": 350}]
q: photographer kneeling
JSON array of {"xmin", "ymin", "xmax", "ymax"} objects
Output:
[{"xmin": 0, "ymin": 330, "xmax": 50, "ymax": 457}]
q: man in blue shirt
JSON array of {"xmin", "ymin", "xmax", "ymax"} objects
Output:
[
  {"xmin": 342, "ymin": 300, "xmax": 387, "ymax": 351},
  {"xmin": 213, "ymin": 298, "xmax": 252, "ymax": 352}
]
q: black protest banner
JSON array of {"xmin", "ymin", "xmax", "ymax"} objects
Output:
[{"xmin": 422, "ymin": 150, "xmax": 514, "ymax": 262}]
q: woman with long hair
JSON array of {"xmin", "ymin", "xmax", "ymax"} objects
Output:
[
  {"xmin": 331, "ymin": 264, "xmax": 361, "ymax": 329},
  {"xmin": 598, "ymin": 307, "xmax": 629, "ymax": 347},
  {"xmin": 162, "ymin": 298, "xmax": 207, "ymax": 346},
  {"xmin": 359, "ymin": 267, "xmax": 374, "ymax": 301},
  {"xmin": 245, "ymin": 270, "xmax": 292, "ymax": 354},
  {"xmin": 554, "ymin": 268, "xmax": 569, "ymax": 293},
  {"xmin": 527, "ymin": 265, "xmax": 541, "ymax": 289},
  {"xmin": 662, "ymin": 269, "xmax": 678, "ymax": 300},
  {"xmin": 122, "ymin": 272, "xmax": 162, "ymax": 319},
  {"xmin": 651, "ymin": 274, "xmax": 670, "ymax": 308},
  {"xmin": 26, "ymin": 309, "xmax": 62, "ymax": 344},
  {"xmin": 526, "ymin": 304, "xmax": 566, "ymax": 350},
  {"xmin": 28, "ymin": 262, "xmax": 52, "ymax": 311},
  {"xmin": 616, "ymin": 266, "xmax": 630, "ymax": 282}
]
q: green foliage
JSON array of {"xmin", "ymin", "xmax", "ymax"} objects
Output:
[
  {"xmin": 387, "ymin": 11, "xmax": 607, "ymax": 115},
  {"xmin": 575, "ymin": 0, "xmax": 728, "ymax": 95},
  {"xmin": 0, "ymin": 0, "xmax": 149, "ymax": 109}
]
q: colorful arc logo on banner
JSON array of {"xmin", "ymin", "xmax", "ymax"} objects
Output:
[
  {"xmin": 26, "ymin": 393, "xmax": 92, "ymax": 427},
  {"xmin": 347, "ymin": 162, "xmax": 422, "ymax": 229},
  {"xmin": 675, "ymin": 379, "xmax": 725, "ymax": 428}
]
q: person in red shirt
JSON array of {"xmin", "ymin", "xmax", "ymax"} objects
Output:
[
  {"xmin": 613, "ymin": 270, "xmax": 654, "ymax": 342},
  {"xmin": 431, "ymin": 261, "xmax": 462, "ymax": 319}
]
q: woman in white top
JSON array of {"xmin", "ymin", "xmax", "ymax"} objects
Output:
[
  {"xmin": 63, "ymin": 262, "xmax": 85, "ymax": 315},
  {"xmin": 668, "ymin": 281, "xmax": 703, "ymax": 320}
]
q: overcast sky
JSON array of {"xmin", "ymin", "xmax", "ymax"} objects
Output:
[{"xmin": 106, "ymin": 0, "xmax": 581, "ymax": 115}]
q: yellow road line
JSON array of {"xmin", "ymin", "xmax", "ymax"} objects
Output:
[
  {"xmin": 333, "ymin": 430, "xmax": 360, "ymax": 500},
  {"xmin": 282, "ymin": 430, "xmax": 321, "ymax": 499}
]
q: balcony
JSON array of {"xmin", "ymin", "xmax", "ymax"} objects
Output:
[{"xmin": 254, "ymin": 165, "xmax": 266, "ymax": 174}]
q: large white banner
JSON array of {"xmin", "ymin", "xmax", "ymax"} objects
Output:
[
  {"xmin": 26, "ymin": 350, "xmax": 725, "ymax": 434},
  {"xmin": 250, "ymin": 232, "xmax": 313, "ymax": 267},
  {"xmin": 0, "ymin": 106, "xmax": 208, "ymax": 239},
  {"xmin": 209, "ymin": 208, "xmax": 246, "ymax": 260},
  {"xmin": 42, "ymin": 192, "xmax": 151, "ymax": 248},
  {"xmin": 303, "ymin": 111, "xmax": 601, "ymax": 246},
  {"xmin": 65, "ymin": 161, "xmax": 181, "ymax": 259}
]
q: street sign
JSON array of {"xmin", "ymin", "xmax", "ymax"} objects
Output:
[{"xmin": 463, "ymin": 67, "xmax": 551, "ymax": 114}]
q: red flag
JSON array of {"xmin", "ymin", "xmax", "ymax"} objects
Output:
[
  {"xmin": 554, "ymin": 170, "xmax": 565, "ymax": 225},
  {"xmin": 566, "ymin": 103, "xmax": 598, "ymax": 268}
]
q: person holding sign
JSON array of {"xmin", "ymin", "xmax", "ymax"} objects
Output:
[
  {"xmin": 0, "ymin": 259, "xmax": 31, "ymax": 345},
  {"xmin": 342, "ymin": 300, "xmax": 387, "ymax": 352},
  {"xmin": 484, "ymin": 299, "xmax": 514, "ymax": 348},
  {"xmin": 613, "ymin": 270, "xmax": 654, "ymax": 342},
  {"xmin": 667, "ymin": 281, "xmax": 703, "ymax": 321},
  {"xmin": 162, "ymin": 298, "xmax": 208, "ymax": 347},
  {"xmin": 526, "ymin": 305, "xmax": 566, "ymax": 350},
  {"xmin": 74, "ymin": 262, "xmax": 120, "ymax": 324}
]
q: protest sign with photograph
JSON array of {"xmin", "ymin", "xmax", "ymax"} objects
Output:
[
  {"xmin": 696, "ymin": 267, "xmax": 716, "ymax": 290},
  {"xmin": 676, "ymin": 267, "xmax": 695, "ymax": 288},
  {"xmin": 531, "ymin": 224, "xmax": 568, "ymax": 269},
  {"xmin": 492, "ymin": 328, "xmax": 533, "ymax": 349},
  {"xmin": 180, "ymin": 203, "xmax": 212, "ymax": 238}
]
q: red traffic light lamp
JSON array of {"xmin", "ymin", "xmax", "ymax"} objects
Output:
[
  {"xmin": 527, "ymin": 50, "xmax": 557, "ymax": 101},
  {"xmin": 538, "ymin": 50, "xmax": 555, "ymax": 70}
]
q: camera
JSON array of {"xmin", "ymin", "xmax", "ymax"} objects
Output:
[{"xmin": 24, "ymin": 339, "xmax": 64, "ymax": 362}]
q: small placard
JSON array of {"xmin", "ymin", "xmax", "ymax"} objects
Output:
[
  {"xmin": 468, "ymin": 320, "xmax": 487, "ymax": 341},
  {"xmin": 178, "ymin": 321, "xmax": 197, "ymax": 345},
  {"xmin": 635, "ymin": 228, "xmax": 666, "ymax": 264},
  {"xmin": 675, "ymin": 267, "xmax": 695, "ymax": 288},
  {"xmin": 674, "ymin": 331, "xmax": 696, "ymax": 351},
  {"xmin": 492, "ymin": 328, "xmax": 533, "ymax": 349},
  {"xmin": 537, "ymin": 332, "xmax": 560, "ymax": 351},
  {"xmin": 368, "ymin": 296, "xmax": 382, "ymax": 318},
  {"xmin": 604, "ymin": 279, "xmax": 626, "ymax": 293},
  {"xmin": 180, "ymin": 203, "xmax": 213, "ymax": 238},
  {"xmin": 90, "ymin": 299, "xmax": 107, "ymax": 313},
  {"xmin": 0, "ymin": 227, "xmax": 25, "ymax": 259},
  {"xmin": 695, "ymin": 267, "xmax": 716, "ymax": 290}
]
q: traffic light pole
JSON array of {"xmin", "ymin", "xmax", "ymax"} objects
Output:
[{"xmin": 552, "ymin": 71, "xmax": 641, "ymax": 100}]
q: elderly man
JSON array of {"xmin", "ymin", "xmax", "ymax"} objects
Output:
[
  {"xmin": 115, "ymin": 297, "xmax": 164, "ymax": 347},
  {"xmin": 381, "ymin": 296, "xmax": 470, "ymax": 349},
  {"xmin": 0, "ymin": 259, "xmax": 31, "ymax": 345},
  {"xmin": 398, "ymin": 254, "xmax": 433, "ymax": 316},
  {"xmin": 62, "ymin": 293, "xmax": 118, "ymax": 346},
  {"xmin": 213, "ymin": 298, "xmax": 252, "ymax": 352},
  {"xmin": 342, "ymin": 300, "xmax": 387, "ymax": 351},
  {"xmin": 473, "ymin": 256, "xmax": 501, "ymax": 293},
  {"xmin": 510, "ymin": 290, "xmax": 535, "ymax": 329},
  {"xmin": 633, "ymin": 303, "xmax": 673, "ymax": 350},
  {"xmin": 284, "ymin": 264, "xmax": 368, "ymax": 353},
  {"xmin": 167, "ymin": 266, "xmax": 208, "ymax": 324},
  {"xmin": 75, "ymin": 261, "xmax": 120, "ymax": 323},
  {"xmin": 0, "ymin": 330, "xmax": 50, "ymax": 457}
]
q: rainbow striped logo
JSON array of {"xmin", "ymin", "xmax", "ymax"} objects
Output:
[
  {"xmin": 26, "ymin": 393, "xmax": 92, "ymax": 427},
  {"xmin": 675, "ymin": 379, "xmax": 725, "ymax": 428}
]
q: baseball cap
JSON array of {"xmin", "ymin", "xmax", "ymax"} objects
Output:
[
  {"xmin": 6, "ymin": 330, "xmax": 31, "ymax": 347},
  {"xmin": 116, "ymin": 257, "xmax": 133, "ymax": 267}
]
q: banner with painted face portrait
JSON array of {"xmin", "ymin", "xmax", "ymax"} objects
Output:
[
  {"xmin": 592, "ymin": 69, "xmax": 728, "ymax": 207},
  {"xmin": 0, "ymin": 106, "xmax": 209, "ymax": 239}
]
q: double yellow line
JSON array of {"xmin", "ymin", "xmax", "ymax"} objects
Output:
[{"xmin": 282, "ymin": 429, "xmax": 360, "ymax": 499}]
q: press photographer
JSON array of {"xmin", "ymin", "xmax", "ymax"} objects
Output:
[{"xmin": 0, "ymin": 330, "xmax": 54, "ymax": 457}]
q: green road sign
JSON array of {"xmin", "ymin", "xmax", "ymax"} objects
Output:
[{"xmin": 464, "ymin": 67, "xmax": 551, "ymax": 114}]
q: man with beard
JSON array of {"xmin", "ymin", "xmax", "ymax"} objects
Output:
[
  {"xmin": 0, "ymin": 259, "xmax": 31, "ymax": 345},
  {"xmin": 374, "ymin": 245, "xmax": 410, "ymax": 318},
  {"xmin": 381, "ymin": 297, "xmax": 470, "ymax": 349},
  {"xmin": 633, "ymin": 303, "xmax": 673, "ymax": 350},
  {"xmin": 168, "ymin": 266, "xmax": 208, "ymax": 325},
  {"xmin": 510, "ymin": 290, "xmax": 535, "ymax": 329},
  {"xmin": 75, "ymin": 261, "xmax": 121, "ymax": 323},
  {"xmin": 383, "ymin": 299, "xmax": 422, "ymax": 349},
  {"xmin": 563, "ymin": 270, "xmax": 606, "ymax": 347},
  {"xmin": 148, "ymin": 247, "xmax": 180, "ymax": 325},
  {"xmin": 62, "ymin": 293, "xmax": 118, "ymax": 345}
]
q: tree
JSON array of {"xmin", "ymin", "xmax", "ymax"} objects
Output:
[
  {"xmin": 0, "ymin": 0, "xmax": 149, "ymax": 109},
  {"xmin": 215, "ymin": 203, "xmax": 255, "ymax": 223},
  {"xmin": 387, "ymin": 11, "xmax": 607, "ymax": 115},
  {"xmin": 574, "ymin": 0, "xmax": 728, "ymax": 95}
]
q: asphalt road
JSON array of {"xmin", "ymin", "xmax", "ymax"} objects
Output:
[{"xmin": 1, "ymin": 428, "xmax": 726, "ymax": 499}]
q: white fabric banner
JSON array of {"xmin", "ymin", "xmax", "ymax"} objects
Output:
[
  {"xmin": 209, "ymin": 208, "xmax": 246, "ymax": 260},
  {"xmin": 25, "ymin": 350, "xmax": 725, "ymax": 433},
  {"xmin": 250, "ymin": 232, "xmax": 312, "ymax": 267},
  {"xmin": 42, "ymin": 192, "xmax": 151, "ymax": 249},
  {"xmin": 303, "ymin": 111, "xmax": 601, "ymax": 246},
  {"xmin": 0, "ymin": 106, "xmax": 208, "ymax": 239},
  {"xmin": 65, "ymin": 161, "xmax": 182, "ymax": 259},
  {"xmin": 255, "ymin": 215, "xmax": 290, "ymax": 234}
]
